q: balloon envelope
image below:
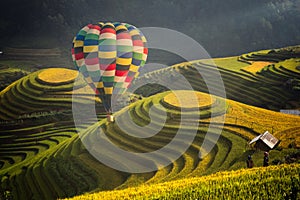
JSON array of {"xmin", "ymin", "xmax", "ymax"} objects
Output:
[{"xmin": 72, "ymin": 22, "xmax": 148, "ymax": 112}]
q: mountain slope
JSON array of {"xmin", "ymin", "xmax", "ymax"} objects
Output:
[
  {"xmin": 134, "ymin": 45, "xmax": 300, "ymax": 110},
  {"xmin": 66, "ymin": 164, "xmax": 300, "ymax": 200},
  {"xmin": 1, "ymin": 89, "xmax": 299, "ymax": 199},
  {"xmin": 0, "ymin": 46, "xmax": 300, "ymax": 199}
]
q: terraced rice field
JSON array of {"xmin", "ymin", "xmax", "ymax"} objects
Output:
[
  {"xmin": 1, "ymin": 86, "xmax": 299, "ymax": 199},
  {"xmin": 0, "ymin": 68, "xmax": 95, "ymax": 120},
  {"xmin": 241, "ymin": 61, "xmax": 273, "ymax": 74},
  {"xmin": 67, "ymin": 163, "xmax": 300, "ymax": 200},
  {"xmin": 134, "ymin": 45, "xmax": 300, "ymax": 111},
  {"xmin": 0, "ymin": 45, "xmax": 299, "ymax": 199},
  {"xmin": 0, "ymin": 68, "xmax": 107, "ymax": 199},
  {"xmin": 239, "ymin": 45, "xmax": 300, "ymax": 63}
]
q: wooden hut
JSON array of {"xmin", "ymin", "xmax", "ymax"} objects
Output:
[{"xmin": 249, "ymin": 131, "xmax": 279, "ymax": 151}]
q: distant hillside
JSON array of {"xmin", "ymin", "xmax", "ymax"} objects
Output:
[
  {"xmin": 133, "ymin": 45, "xmax": 300, "ymax": 111},
  {"xmin": 0, "ymin": 65, "xmax": 28, "ymax": 91}
]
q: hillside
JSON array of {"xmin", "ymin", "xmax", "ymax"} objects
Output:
[
  {"xmin": 134, "ymin": 45, "xmax": 300, "ymax": 111},
  {"xmin": 1, "ymin": 87, "xmax": 299, "ymax": 199},
  {"xmin": 0, "ymin": 68, "xmax": 97, "ymax": 121},
  {"xmin": 66, "ymin": 164, "xmax": 300, "ymax": 200},
  {"xmin": 0, "ymin": 68, "xmax": 105, "ymax": 170},
  {"xmin": 0, "ymin": 46, "xmax": 300, "ymax": 199}
]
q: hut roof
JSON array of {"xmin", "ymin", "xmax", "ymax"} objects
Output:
[{"xmin": 249, "ymin": 131, "xmax": 279, "ymax": 149}]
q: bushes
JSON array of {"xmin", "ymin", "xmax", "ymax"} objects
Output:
[{"xmin": 0, "ymin": 68, "xmax": 27, "ymax": 92}]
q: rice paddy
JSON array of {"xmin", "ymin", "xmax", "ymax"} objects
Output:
[{"xmin": 0, "ymin": 45, "xmax": 299, "ymax": 199}]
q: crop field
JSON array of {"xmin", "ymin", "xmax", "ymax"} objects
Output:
[
  {"xmin": 0, "ymin": 68, "xmax": 94, "ymax": 120},
  {"xmin": 0, "ymin": 68, "xmax": 107, "ymax": 199},
  {"xmin": 241, "ymin": 61, "xmax": 273, "ymax": 74},
  {"xmin": 163, "ymin": 90, "xmax": 214, "ymax": 109},
  {"xmin": 134, "ymin": 45, "xmax": 300, "ymax": 111},
  {"xmin": 1, "ymin": 88, "xmax": 299, "ymax": 199},
  {"xmin": 67, "ymin": 163, "xmax": 300, "ymax": 200},
  {"xmin": 0, "ymin": 45, "xmax": 299, "ymax": 199}
]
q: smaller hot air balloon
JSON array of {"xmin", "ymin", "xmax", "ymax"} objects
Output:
[{"xmin": 71, "ymin": 22, "xmax": 148, "ymax": 122}]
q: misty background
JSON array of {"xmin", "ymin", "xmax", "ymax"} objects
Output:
[{"xmin": 0, "ymin": 0, "xmax": 299, "ymax": 67}]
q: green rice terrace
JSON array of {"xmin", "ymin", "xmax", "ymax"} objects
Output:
[
  {"xmin": 134, "ymin": 45, "xmax": 300, "ymax": 110},
  {"xmin": 0, "ymin": 45, "xmax": 299, "ymax": 199}
]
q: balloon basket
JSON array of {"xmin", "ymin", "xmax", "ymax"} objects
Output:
[{"xmin": 107, "ymin": 115, "xmax": 115, "ymax": 123}]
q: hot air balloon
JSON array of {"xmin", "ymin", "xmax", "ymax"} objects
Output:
[{"xmin": 71, "ymin": 22, "xmax": 148, "ymax": 121}]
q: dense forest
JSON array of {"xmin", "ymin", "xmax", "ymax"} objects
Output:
[{"xmin": 0, "ymin": 0, "xmax": 299, "ymax": 58}]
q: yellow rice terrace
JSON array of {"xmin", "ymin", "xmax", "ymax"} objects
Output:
[
  {"xmin": 37, "ymin": 68, "xmax": 78, "ymax": 85},
  {"xmin": 163, "ymin": 90, "xmax": 215, "ymax": 109},
  {"xmin": 65, "ymin": 164, "xmax": 300, "ymax": 200}
]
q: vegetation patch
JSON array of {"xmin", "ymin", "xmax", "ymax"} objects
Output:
[
  {"xmin": 242, "ymin": 61, "xmax": 273, "ymax": 74},
  {"xmin": 65, "ymin": 164, "xmax": 300, "ymax": 200},
  {"xmin": 134, "ymin": 45, "xmax": 300, "ymax": 111},
  {"xmin": 163, "ymin": 90, "xmax": 214, "ymax": 109},
  {"xmin": 37, "ymin": 68, "xmax": 78, "ymax": 85}
]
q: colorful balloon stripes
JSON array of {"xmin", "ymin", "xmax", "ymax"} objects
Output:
[{"xmin": 72, "ymin": 22, "xmax": 148, "ymax": 112}]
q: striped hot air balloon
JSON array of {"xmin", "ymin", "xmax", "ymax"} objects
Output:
[{"xmin": 71, "ymin": 22, "xmax": 148, "ymax": 117}]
